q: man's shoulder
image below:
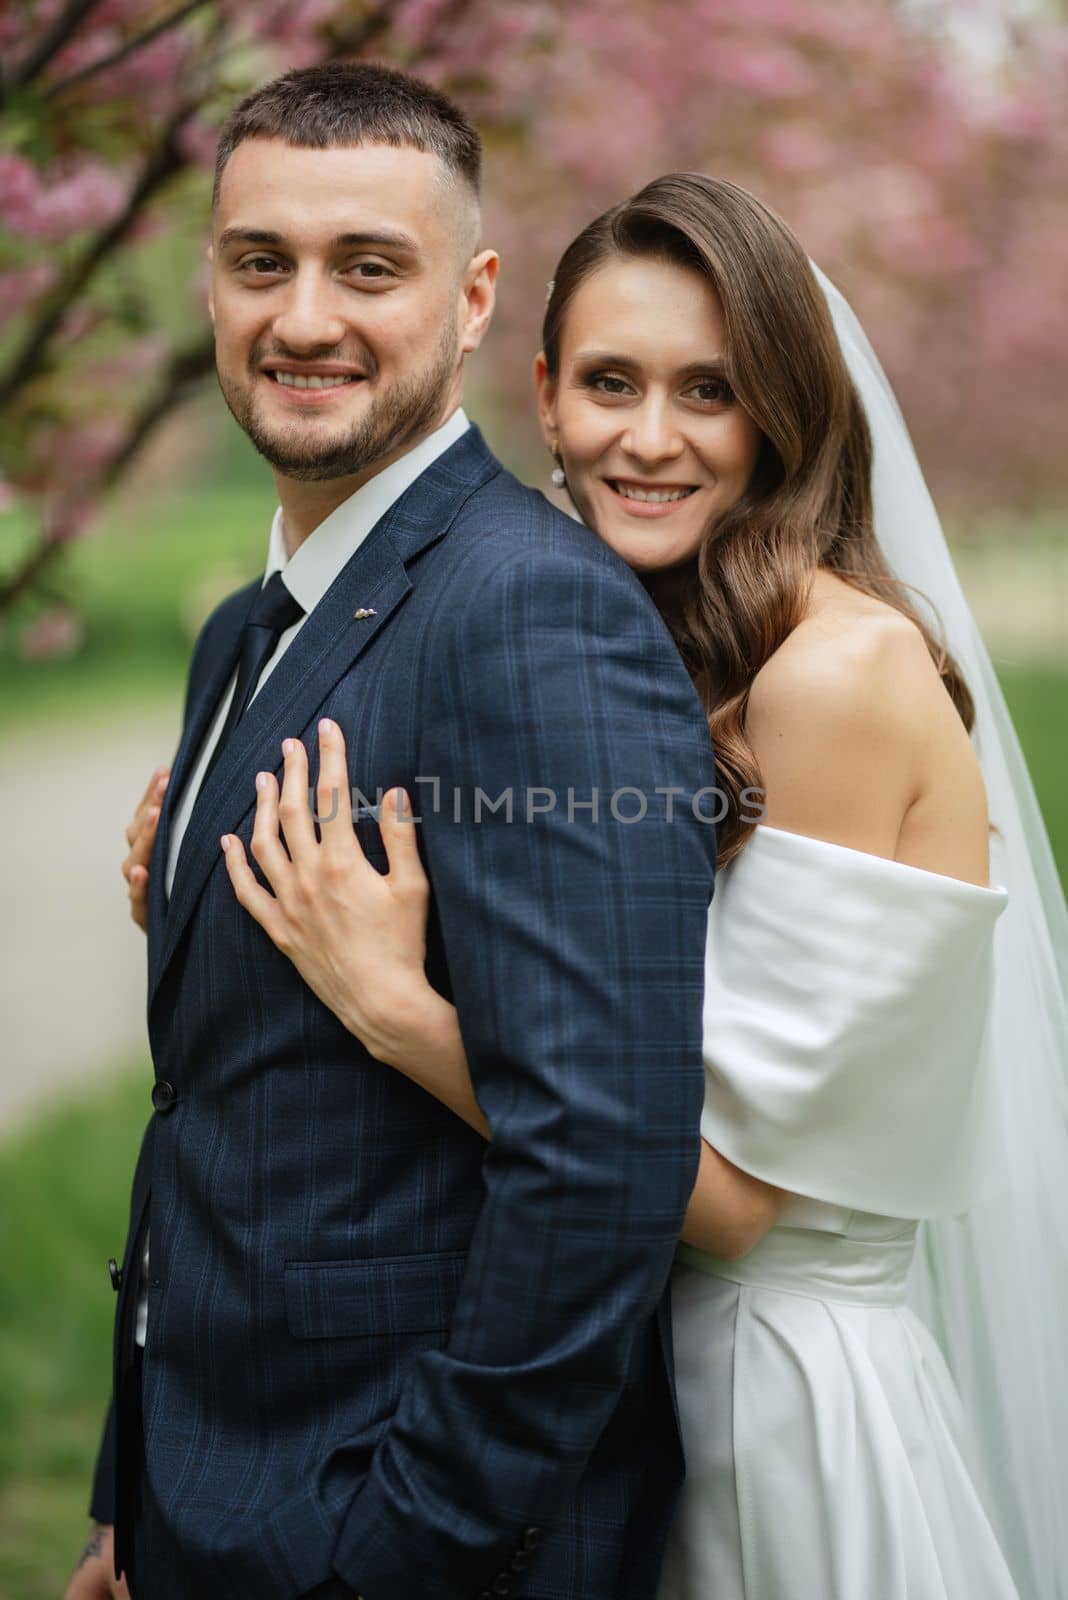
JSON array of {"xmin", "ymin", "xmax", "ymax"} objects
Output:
[
  {"xmin": 459, "ymin": 460, "xmax": 588, "ymax": 548},
  {"xmin": 431, "ymin": 465, "xmax": 692, "ymax": 682},
  {"xmin": 452, "ymin": 463, "xmax": 643, "ymax": 586}
]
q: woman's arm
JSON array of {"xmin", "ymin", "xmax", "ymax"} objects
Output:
[
  {"xmin": 376, "ymin": 985, "xmax": 787, "ymax": 1262},
  {"xmin": 366, "ymin": 607, "xmax": 985, "ymax": 1262},
  {"xmin": 222, "ymin": 719, "xmax": 787, "ymax": 1262}
]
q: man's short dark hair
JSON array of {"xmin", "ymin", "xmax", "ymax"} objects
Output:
[{"xmin": 212, "ymin": 61, "xmax": 482, "ymax": 209}]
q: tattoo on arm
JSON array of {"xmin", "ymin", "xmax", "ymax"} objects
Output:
[{"xmin": 76, "ymin": 1526, "xmax": 106, "ymax": 1569}]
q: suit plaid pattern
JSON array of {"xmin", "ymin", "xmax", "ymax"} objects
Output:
[{"xmin": 91, "ymin": 427, "xmax": 718, "ymax": 1600}]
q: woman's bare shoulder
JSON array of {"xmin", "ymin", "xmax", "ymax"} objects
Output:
[
  {"xmin": 745, "ymin": 578, "xmax": 972, "ymax": 859},
  {"xmin": 747, "ymin": 580, "xmax": 940, "ymax": 747}
]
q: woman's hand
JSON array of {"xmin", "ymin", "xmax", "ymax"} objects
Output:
[
  {"xmin": 220, "ymin": 718, "xmax": 437, "ymax": 1067},
  {"xmin": 122, "ymin": 766, "xmax": 170, "ymax": 932}
]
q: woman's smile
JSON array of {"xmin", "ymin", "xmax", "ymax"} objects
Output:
[{"xmin": 603, "ymin": 477, "xmax": 700, "ymax": 517}]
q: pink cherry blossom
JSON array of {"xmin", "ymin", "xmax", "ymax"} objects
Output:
[
  {"xmin": 248, "ymin": 0, "xmax": 338, "ymax": 46},
  {"xmin": 761, "ymin": 125, "xmax": 836, "ymax": 177},
  {"xmin": 393, "ymin": 0, "xmax": 459, "ymax": 49},
  {"xmin": 178, "ymin": 118, "xmax": 223, "ymax": 171},
  {"xmin": 72, "ymin": 31, "xmax": 192, "ymax": 105},
  {"xmin": 54, "ymin": 302, "xmax": 105, "ymax": 347},
  {"xmin": 85, "ymin": 333, "xmax": 171, "ymax": 385},
  {"xmin": 0, "ymin": 153, "xmax": 43, "ymax": 228},
  {"xmin": 0, "ymin": 260, "xmax": 60, "ymax": 322},
  {"xmin": 1, "ymin": 153, "xmax": 128, "ymax": 243},
  {"xmin": 32, "ymin": 421, "xmax": 127, "ymax": 491},
  {"xmin": 4, "ymin": 0, "xmax": 1068, "ymax": 601},
  {"xmin": 18, "ymin": 602, "xmax": 88, "ymax": 659}
]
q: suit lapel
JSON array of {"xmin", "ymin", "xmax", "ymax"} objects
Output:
[
  {"xmin": 148, "ymin": 423, "xmax": 501, "ymax": 1019},
  {"xmin": 147, "ymin": 579, "xmax": 258, "ymax": 975}
]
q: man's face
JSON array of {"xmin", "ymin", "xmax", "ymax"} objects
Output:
[{"xmin": 209, "ymin": 138, "xmax": 491, "ymax": 485}]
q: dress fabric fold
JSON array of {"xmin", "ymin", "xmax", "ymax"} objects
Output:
[{"xmin": 659, "ymin": 825, "xmax": 1019, "ymax": 1600}]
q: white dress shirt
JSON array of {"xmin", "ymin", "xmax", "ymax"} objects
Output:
[{"xmin": 136, "ymin": 408, "xmax": 470, "ymax": 1347}]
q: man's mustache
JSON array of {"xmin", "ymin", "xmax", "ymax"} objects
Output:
[{"xmin": 250, "ymin": 345, "xmax": 379, "ymax": 379}]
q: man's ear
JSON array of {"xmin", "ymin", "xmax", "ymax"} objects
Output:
[
  {"xmin": 533, "ymin": 351, "xmax": 559, "ymax": 450},
  {"xmin": 460, "ymin": 249, "xmax": 499, "ymax": 355}
]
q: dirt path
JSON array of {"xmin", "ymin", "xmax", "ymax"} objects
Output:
[{"xmin": 0, "ymin": 703, "xmax": 179, "ymax": 1133}]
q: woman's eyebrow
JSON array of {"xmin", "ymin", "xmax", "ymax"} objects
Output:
[
  {"xmin": 571, "ymin": 349, "xmax": 640, "ymax": 368},
  {"xmin": 571, "ymin": 349, "xmax": 728, "ymax": 375}
]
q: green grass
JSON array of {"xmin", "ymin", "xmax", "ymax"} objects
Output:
[
  {"xmin": 995, "ymin": 661, "xmax": 1067, "ymax": 882},
  {"xmin": 0, "ymin": 1067, "xmax": 149, "ymax": 1598}
]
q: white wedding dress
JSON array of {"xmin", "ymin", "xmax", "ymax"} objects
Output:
[{"xmin": 658, "ymin": 822, "xmax": 1020, "ymax": 1600}]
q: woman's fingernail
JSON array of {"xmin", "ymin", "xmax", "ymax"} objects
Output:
[
  {"xmin": 397, "ymin": 788, "xmax": 412, "ymax": 816},
  {"xmin": 256, "ymin": 772, "xmax": 268, "ymax": 791},
  {"xmin": 319, "ymin": 718, "xmax": 337, "ymax": 737},
  {"xmin": 282, "ymin": 739, "xmax": 294, "ymax": 757},
  {"xmin": 220, "ymin": 835, "xmax": 231, "ymax": 852}
]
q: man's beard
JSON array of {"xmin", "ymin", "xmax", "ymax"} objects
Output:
[{"xmin": 217, "ymin": 325, "xmax": 460, "ymax": 483}]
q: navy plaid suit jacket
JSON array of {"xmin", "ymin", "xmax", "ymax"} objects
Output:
[{"xmin": 91, "ymin": 426, "xmax": 718, "ymax": 1600}]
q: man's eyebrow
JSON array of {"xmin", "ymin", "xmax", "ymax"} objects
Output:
[
  {"xmin": 216, "ymin": 227, "xmax": 421, "ymax": 254},
  {"xmin": 337, "ymin": 230, "xmax": 420, "ymax": 253}
]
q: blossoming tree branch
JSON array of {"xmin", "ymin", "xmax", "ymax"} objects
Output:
[{"xmin": 2, "ymin": 0, "xmax": 1066, "ymax": 647}]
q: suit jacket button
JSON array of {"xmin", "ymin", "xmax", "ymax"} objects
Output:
[
  {"xmin": 509, "ymin": 1551, "xmax": 530, "ymax": 1572},
  {"xmin": 108, "ymin": 1258, "xmax": 122, "ymax": 1291},
  {"xmin": 152, "ymin": 1080, "xmax": 177, "ymax": 1114},
  {"xmin": 492, "ymin": 1580, "xmax": 512, "ymax": 1597},
  {"xmin": 521, "ymin": 1526, "xmax": 543, "ymax": 1551}
]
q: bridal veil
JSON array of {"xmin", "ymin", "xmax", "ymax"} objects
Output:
[{"xmin": 817, "ymin": 264, "xmax": 1068, "ymax": 1598}]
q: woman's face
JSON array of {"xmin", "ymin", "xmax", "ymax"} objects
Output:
[{"xmin": 535, "ymin": 255, "xmax": 763, "ymax": 571}]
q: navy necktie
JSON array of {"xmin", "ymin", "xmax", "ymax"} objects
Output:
[{"xmin": 201, "ymin": 573, "xmax": 304, "ymax": 788}]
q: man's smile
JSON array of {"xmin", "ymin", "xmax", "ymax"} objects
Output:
[{"xmin": 261, "ymin": 365, "xmax": 369, "ymax": 402}]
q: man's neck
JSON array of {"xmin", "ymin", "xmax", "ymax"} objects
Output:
[{"xmin": 274, "ymin": 400, "xmax": 464, "ymax": 558}]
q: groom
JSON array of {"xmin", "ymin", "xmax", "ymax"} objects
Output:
[{"xmin": 71, "ymin": 62, "xmax": 717, "ymax": 1600}]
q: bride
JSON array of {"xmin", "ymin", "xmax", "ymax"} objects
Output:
[{"xmin": 127, "ymin": 173, "xmax": 1067, "ymax": 1597}]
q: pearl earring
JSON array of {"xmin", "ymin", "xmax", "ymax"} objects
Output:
[{"xmin": 550, "ymin": 441, "xmax": 566, "ymax": 489}]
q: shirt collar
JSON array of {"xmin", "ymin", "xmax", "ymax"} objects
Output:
[{"xmin": 263, "ymin": 407, "xmax": 470, "ymax": 613}]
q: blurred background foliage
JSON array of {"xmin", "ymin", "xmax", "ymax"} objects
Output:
[
  {"xmin": 1, "ymin": 0, "xmax": 1062, "ymax": 848},
  {"xmin": 0, "ymin": 2, "xmax": 1064, "ymax": 1593}
]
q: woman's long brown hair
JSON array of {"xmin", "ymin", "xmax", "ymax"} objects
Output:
[{"xmin": 542, "ymin": 172, "xmax": 974, "ymax": 867}]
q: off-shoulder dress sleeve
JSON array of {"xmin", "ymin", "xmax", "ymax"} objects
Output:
[{"xmin": 700, "ymin": 824, "xmax": 1009, "ymax": 1218}]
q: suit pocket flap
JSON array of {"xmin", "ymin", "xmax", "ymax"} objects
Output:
[{"xmin": 284, "ymin": 1250, "xmax": 467, "ymax": 1340}]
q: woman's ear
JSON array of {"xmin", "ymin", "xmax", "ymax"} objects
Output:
[{"xmin": 533, "ymin": 351, "xmax": 559, "ymax": 452}]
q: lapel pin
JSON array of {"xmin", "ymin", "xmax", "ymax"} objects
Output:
[{"xmin": 353, "ymin": 607, "xmax": 377, "ymax": 620}]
